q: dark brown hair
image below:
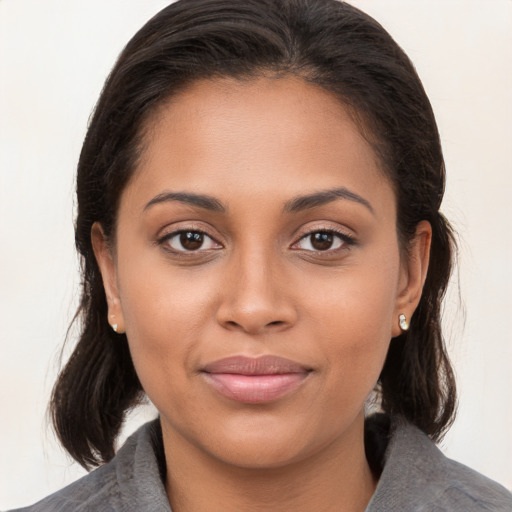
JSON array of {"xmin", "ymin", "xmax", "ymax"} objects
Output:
[{"xmin": 51, "ymin": 0, "xmax": 457, "ymax": 469}]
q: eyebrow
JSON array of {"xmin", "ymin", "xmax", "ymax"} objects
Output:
[
  {"xmin": 284, "ymin": 187, "xmax": 374, "ymax": 214},
  {"xmin": 144, "ymin": 191, "xmax": 226, "ymax": 212}
]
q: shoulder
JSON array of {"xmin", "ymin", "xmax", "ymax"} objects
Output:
[
  {"xmin": 366, "ymin": 417, "xmax": 512, "ymax": 512},
  {"xmin": 8, "ymin": 420, "xmax": 171, "ymax": 512},
  {"xmin": 9, "ymin": 462, "xmax": 119, "ymax": 512}
]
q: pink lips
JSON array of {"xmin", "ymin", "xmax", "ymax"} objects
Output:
[{"xmin": 201, "ymin": 355, "xmax": 311, "ymax": 403}]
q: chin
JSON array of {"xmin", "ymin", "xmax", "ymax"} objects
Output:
[
  {"xmin": 184, "ymin": 407, "xmax": 363, "ymax": 471},
  {"xmin": 211, "ymin": 433, "xmax": 315, "ymax": 470}
]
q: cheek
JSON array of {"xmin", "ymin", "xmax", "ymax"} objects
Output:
[
  {"xmin": 115, "ymin": 257, "xmax": 219, "ymax": 393},
  {"xmin": 115, "ymin": 265, "xmax": 218, "ymax": 447},
  {"xmin": 303, "ymin": 254, "xmax": 400, "ymax": 393},
  {"xmin": 119, "ymin": 242, "xmax": 219, "ymax": 333}
]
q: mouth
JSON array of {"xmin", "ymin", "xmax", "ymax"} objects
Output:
[{"xmin": 201, "ymin": 355, "xmax": 312, "ymax": 403}]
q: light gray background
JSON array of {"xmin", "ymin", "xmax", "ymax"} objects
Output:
[{"xmin": 1, "ymin": 0, "xmax": 511, "ymax": 508}]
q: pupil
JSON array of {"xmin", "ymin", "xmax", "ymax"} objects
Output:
[
  {"xmin": 311, "ymin": 232, "xmax": 333, "ymax": 251},
  {"xmin": 180, "ymin": 231, "xmax": 204, "ymax": 250}
]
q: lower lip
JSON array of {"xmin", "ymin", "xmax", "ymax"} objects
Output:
[{"xmin": 202, "ymin": 372, "xmax": 309, "ymax": 403}]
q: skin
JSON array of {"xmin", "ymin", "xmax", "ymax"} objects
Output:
[{"xmin": 92, "ymin": 76, "xmax": 431, "ymax": 512}]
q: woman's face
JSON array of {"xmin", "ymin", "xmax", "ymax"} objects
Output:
[{"xmin": 94, "ymin": 76, "xmax": 429, "ymax": 469}]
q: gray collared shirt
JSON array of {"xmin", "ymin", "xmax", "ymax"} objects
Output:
[{"xmin": 11, "ymin": 419, "xmax": 512, "ymax": 511}]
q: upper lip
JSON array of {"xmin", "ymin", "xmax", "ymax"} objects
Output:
[{"xmin": 202, "ymin": 355, "xmax": 311, "ymax": 375}]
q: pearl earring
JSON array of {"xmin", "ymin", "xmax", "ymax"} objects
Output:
[
  {"xmin": 399, "ymin": 314, "xmax": 409, "ymax": 332},
  {"xmin": 112, "ymin": 323, "xmax": 118, "ymax": 333}
]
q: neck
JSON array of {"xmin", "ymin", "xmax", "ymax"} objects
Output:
[{"xmin": 162, "ymin": 411, "xmax": 377, "ymax": 512}]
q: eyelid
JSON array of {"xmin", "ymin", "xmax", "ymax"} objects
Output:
[
  {"xmin": 165, "ymin": 231, "xmax": 221, "ymax": 250},
  {"xmin": 156, "ymin": 220, "xmax": 219, "ymax": 240},
  {"xmin": 156, "ymin": 222, "xmax": 224, "ymax": 253},
  {"xmin": 290, "ymin": 225, "xmax": 356, "ymax": 252}
]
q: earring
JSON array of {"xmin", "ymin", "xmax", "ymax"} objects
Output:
[
  {"xmin": 399, "ymin": 314, "xmax": 409, "ymax": 332},
  {"xmin": 112, "ymin": 323, "xmax": 118, "ymax": 333}
]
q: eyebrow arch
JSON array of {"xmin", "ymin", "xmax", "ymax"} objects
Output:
[
  {"xmin": 144, "ymin": 191, "xmax": 226, "ymax": 212},
  {"xmin": 284, "ymin": 187, "xmax": 374, "ymax": 215}
]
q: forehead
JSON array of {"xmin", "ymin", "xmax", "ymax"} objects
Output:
[{"xmin": 125, "ymin": 75, "xmax": 393, "ymax": 214}]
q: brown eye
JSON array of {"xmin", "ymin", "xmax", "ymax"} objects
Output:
[
  {"xmin": 180, "ymin": 231, "xmax": 204, "ymax": 250},
  {"xmin": 163, "ymin": 230, "xmax": 221, "ymax": 252},
  {"xmin": 293, "ymin": 230, "xmax": 350, "ymax": 252},
  {"xmin": 310, "ymin": 232, "xmax": 334, "ymax": 251}
]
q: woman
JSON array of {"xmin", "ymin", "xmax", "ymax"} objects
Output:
[{"xmin": 9, "ymin": 0, "xmax": 512, "ymax": 510}]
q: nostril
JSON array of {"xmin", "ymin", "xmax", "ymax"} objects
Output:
[
  {"xmin": 219, "ymin": 318, "xmax": 289, "ymax": 334},
  {"xmin": 216, "ymin": 298, "xmax": 297, "ymax": 334}
]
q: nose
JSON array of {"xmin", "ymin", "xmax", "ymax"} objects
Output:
[{"xmin": 216, "ymin": 250, "xmax": 297, "ymax": 335}]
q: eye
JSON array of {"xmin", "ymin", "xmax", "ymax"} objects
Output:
[
  {"xmin": 162, "ymin": 230, "xmax": 221, "ymax": 252},
  {"xmin": 293, "ymin": 230, "xmax": 352, "ymax": 252}
]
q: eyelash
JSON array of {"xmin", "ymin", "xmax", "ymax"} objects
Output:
[
  {"xmin": 292, "ymin": 228, "xmax": 356, "ymax": 254},
  {"xmin": 156, "ymin": 227, "xmax": 356, "ymax": 255},
  {"xmin": 157, "ymin": 229, "xmax": 222, "ymax": 254}
]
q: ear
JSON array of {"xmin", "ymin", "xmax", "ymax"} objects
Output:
[
  {"xmin": 91, "ymin": 222, "xmax": 125, "ymax": 334},
  {"xmin": 391, "ymin": 220, "xmax": 432, "ymax": 337}
]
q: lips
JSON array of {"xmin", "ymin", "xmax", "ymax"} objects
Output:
[{"xmin": 201, "ymin": 355, "xmax": 312, "ymax": 403}]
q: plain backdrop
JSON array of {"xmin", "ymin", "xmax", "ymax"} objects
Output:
[{"xmin": 1, "ymin": 0, "xmax": 511, "ymax": 508}]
